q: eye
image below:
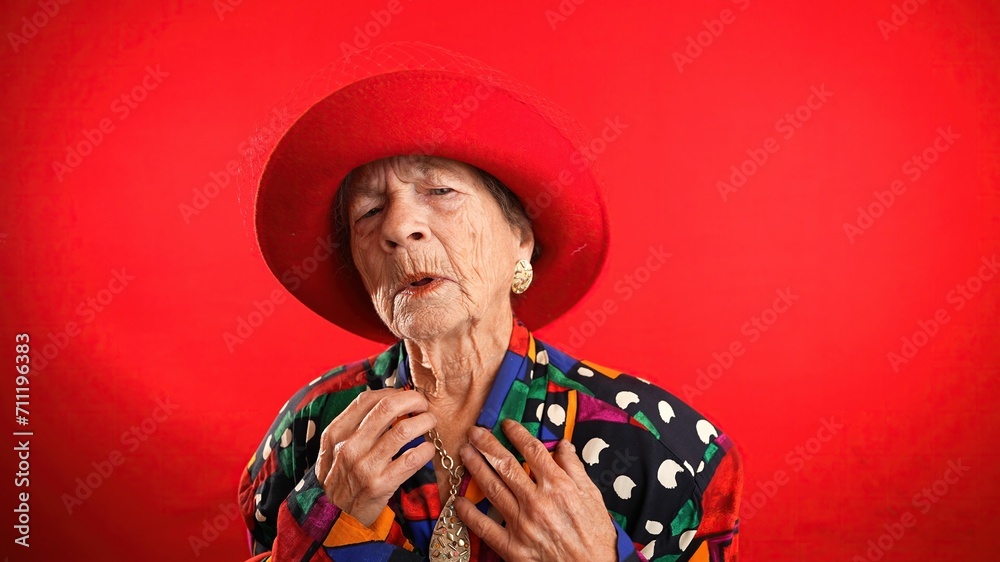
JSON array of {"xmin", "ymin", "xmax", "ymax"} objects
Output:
[
  {"xmin": 429, "ymin": 187, "xmax": 454, "ymax": 196},
  {"xmin": 357, "ymin": 207, "xmax": 381, "ymax": 221}
]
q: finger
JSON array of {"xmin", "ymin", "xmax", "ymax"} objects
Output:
[
  {"xmin": 337, "ymin": 387, "xmax": 408, "ymax": 434},
  {"xmin": 499, "ymin": 419, "xmax": 560, "ymax": 485},
  {"xmin": 369, "ymin": 410, "xmax": 438, "ymax": 461},
  {"xmin": 315, "ymin": 388, "xmax": 401, "ymax": 479},
  {"xmin": 454, "ymin": 496, "xmax": 512, "ymax": 559},
  {"xmin": 459, "ymin": 443, "xmax": 519, "ymax": 518},
  {"xmin": 468, "ymin": 425, "xmax": 535, "ymax": 502},
  {"xmin": 378, "ymin": 440, "xmax": 437, "ymax": 489},
  {"xmin": 315, "ymin": 429, "xmax": 330, "ymax": 479},
  {"xmin": 553, "ymin": 439, "xmax": 595, "ymax": 492},
  {"xmin": 354, "ymin": 390, "xmax": 430, "ymax": 450},
  {"xmin": 324, "ymin": 440, "xmax": 436, "ymax": 506}
]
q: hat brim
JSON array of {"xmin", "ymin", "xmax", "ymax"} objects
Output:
[{"xmin": 254, "ymin": 69, "xmax": 609, "ymax": 343}]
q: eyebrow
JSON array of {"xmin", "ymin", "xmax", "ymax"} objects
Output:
[
  {"xmin": 347, "ymin": 183, "xmax": 382, "ymax": 200},
  {"xmin": 347, "ymin": 157, "xmax": 456, "ymax": 199}
]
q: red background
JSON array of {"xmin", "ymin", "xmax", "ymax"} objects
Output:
[{"xmin": 1, "ymin": 0, "xmax": 998, "ymax": 560}]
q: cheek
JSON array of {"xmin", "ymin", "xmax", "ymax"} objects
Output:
[
  {"xmin": 357, "ymin": 261, "xmax": 395, "ymax": 320},
  {"xmin": 448, "ymin": 209, "xmax": 518, "ymax": 289},
  {"xmin": 351, "ymin": 234, "xmax": 386, "ymax": 291},
  {"xmin": 451, "ymin": 211, "xmax": 493, "ymax": 278}
]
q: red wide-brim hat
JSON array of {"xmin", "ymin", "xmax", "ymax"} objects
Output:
[{"xmin": 246, "ymin": 42, "xmax": 609, "ymax": 343}]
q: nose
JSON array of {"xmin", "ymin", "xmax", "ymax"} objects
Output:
[{"xmin": 379, "ymin": 191, "xmax": 430, "ymax": 253}]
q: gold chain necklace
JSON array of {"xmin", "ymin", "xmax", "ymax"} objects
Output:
[{"xmin": 412, "ymin": 382, "xmax": 471, "ymax": 561}]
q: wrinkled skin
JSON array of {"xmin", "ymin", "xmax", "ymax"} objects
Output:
[
  {"xmin": 312, "ymin": 156, "xmax": 616, "ymax": 561},
  {"xmin": 314, "ymin": 388, "xmax": 437, "ymax": 527},
  {"xmin": 456, "ymin": 420, "xmax": 618, "ymax": 562},
  {"xmin": 345, "ymin": 155, "xmax": 526, "ymax": 344}
]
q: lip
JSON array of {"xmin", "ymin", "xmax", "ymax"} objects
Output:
[{"xmin": 395, "ymin": 274, "xmax": 449, "ymax": 297}]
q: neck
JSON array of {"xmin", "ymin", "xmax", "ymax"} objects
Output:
[{"xmin": 404, "ymin": 307, "xmax": 512, "ymax": 418}]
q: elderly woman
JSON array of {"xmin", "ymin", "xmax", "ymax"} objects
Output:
[{"xmin": 238, "ymin": 44, "xmax": 741, "ymax": 562}]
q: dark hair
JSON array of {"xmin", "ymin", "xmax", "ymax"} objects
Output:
[{"xmin": 331, "ymin": 157, "xmax": 541, "ymax": 275}]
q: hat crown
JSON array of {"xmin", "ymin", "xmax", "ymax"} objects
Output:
[{"xmin": 248, "ymin": 42, "xmax": 610, "ymax": 342}]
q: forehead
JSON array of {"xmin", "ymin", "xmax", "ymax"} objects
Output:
[{"xmin": 343, "ymin": 156, "xmax": 472, "ymax": 199}]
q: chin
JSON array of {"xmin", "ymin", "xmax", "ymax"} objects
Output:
[{"xmin": 387, "ymin": 304, "xmax": 470, "ymax": 342}]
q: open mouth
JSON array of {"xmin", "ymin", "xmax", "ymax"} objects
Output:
[{"xmin": 397, "ymin": 275, "xmax": 446, "ymax": 297}]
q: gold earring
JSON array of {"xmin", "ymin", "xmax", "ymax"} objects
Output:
[{"xmin": 511, "ymin": 259, "xmax": 533, "ymax": 294}]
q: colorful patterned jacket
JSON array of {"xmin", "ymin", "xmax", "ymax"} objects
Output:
[{"xmin": 239, "ymin": 318, "xmax": 742, "ymax": 561}]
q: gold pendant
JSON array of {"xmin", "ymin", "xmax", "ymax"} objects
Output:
[{"xmin": 428, "ymin": 495, "xmax": 470, "ymax": 561}]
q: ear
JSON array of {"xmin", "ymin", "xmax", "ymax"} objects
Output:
[{"xmin": 517, "ymin": 226, "xmax": 535, "ymax": 262}]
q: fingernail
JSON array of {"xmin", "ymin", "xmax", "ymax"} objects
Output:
[
  {"xmin": 562, "ymin": 439, "xmax": 576, "ymax": 453},
  {"xmin": 459, "ymin": 444, "xmax": 473, "ymax": 460}
]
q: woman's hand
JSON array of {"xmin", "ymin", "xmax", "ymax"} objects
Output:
[
  {"xmin": 455, "ymin": 419, "xmax": 618, "ymax": 562},
  {"xmin": 313, "ymin": 388, "xmax": 438, "ymax": 527}
]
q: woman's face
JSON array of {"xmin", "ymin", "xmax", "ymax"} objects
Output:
[{"xmin": 345, "ymin": 156, "xmax": 533, "ymax": 341}]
